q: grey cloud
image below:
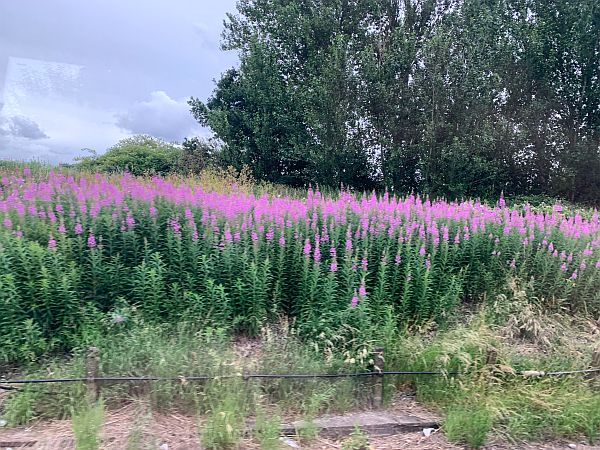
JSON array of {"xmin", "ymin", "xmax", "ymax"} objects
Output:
[
  {"xmin": 0, "ymin": 0, "xmax": 239, "ymax": 160},
  {"xmin": 0, "ymin": 115, "xmax": 48, "ymax": 139},
  {"xmin": 115, "ymin": 91, "xmax": 200, "ymax": 142}
]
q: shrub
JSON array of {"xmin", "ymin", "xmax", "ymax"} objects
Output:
[{"xmin": 75, "ymin": 135, "xmax": 182, "ymax": 176}]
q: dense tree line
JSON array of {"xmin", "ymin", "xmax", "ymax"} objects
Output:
[{"xmin": 190, "ymin": 0, "xmax": 600, "ymax": 203}]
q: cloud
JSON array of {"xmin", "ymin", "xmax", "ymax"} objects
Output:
[
  {"xmin": 0, "ymin": 115, "xmax": 48, "ymax": 139},
  {"xmin": 115, "ymin": 91, "xmax": 201, "ymax": 142}
]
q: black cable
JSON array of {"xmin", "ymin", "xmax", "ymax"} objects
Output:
[{"xmin": 1, "ymin": 367, "xmax": 598, "ymax": 385}]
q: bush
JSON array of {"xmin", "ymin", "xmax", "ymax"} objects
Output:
[{"xmin": 75, "ymin": 135, "xmax": 182, "ymax": 176}]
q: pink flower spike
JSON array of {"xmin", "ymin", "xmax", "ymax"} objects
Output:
[
  {"xmin": 570, "ymin": 270, "xmax": 577, "ymax": 280},
  {"xmin": 361, "ymin": 256, "xmax": 368, "ymax": 271},
  {"xmin": 48, "ymin": 236, "xmax": 57, "ymax": 249},
  {"xmin": 303, "ymin": 239, "xmax": 311, "ymax": 256},
  {"xmin": 358, "ymin": 281, "xmax": 367, "ymax": 298},
  {"xmin": 87, "ymin": 233, "xmax": 97, "ymax": 248},
  {"xmin": 351, "ymin": 291, "xmax": 359, "ymax": 308},
  {"xmin": 314, "ymin": 245, "xmax": 321, "ymax": 262},
  {"xmin": 498, "ymin": 194, "xmax": 506, "ymax": 208},
  {"xmin": 126, "ymin": 214, "xmax": 135, "ymax": 229}
]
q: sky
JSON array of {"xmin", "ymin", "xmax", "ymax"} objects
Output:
[{"xmin": 0, "ymin": 0, "xmax": 239, "ymax": 163}]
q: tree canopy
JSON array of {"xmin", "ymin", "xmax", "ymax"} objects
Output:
[{"xmin": 191, "ymin": 0, "xmax": 600, "ymax": 202}]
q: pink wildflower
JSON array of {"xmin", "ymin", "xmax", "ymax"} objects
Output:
[
  {"xmin": 358, "ymin": 281, "xmax": 367, "ymax": 298},
  {"xmin": 314, "ymin": 245, "xmax": 321, "ymax": 262},
  {"xmin": 126, "ymin": 214, "xmax": 135, "ymax": 229},
  {"xmin": 303, "ymin": 239, "xmax": 311, "ymax": 256},
  {"xmin": 361, "ymin": 256, "xmax": 368, "ymax": 271},
  {"xmin": 87, "ymin": 233, "xmax": 97, "ymax": 248},
  {"xmin": 224, "ymin": 226, "xmax": 233, "ymax": 243},
  {"xmin": 169, "ymin": 218, "xmax": 181, "ymax": 234},
  {"xmin": 266, "ymin": 227, "xmax": 274, "ymax": 242},
  {"xmin": 351, "ymin": 291, "xmax": 359, "ymax": 308}
]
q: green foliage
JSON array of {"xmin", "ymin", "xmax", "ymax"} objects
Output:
[
  {"xmin": 200, "ymin": 381, "xmax": 248, "ymax": 449},
  {"xmin": 75, "ymin": 135, "xmax": 182, "ymax": 176},
  {"xmin": 341, "ymin": 425, "xmax": 369, "ymax": 450},
  {"xmin": 444, "ymin": 403, "xmax": 493, "ymax": 449},
  {"xmin": 72, "ymin": 401, "xmax": 105, "ymax": 450},
  {"xmin": 254, "ymin": 409, "xmax": 282, "ymax": 450},
  {"xmin": 194, "ymin": 0, "xmax": 600, "ymax": 203}
]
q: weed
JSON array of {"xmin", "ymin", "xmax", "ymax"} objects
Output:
[
  {"xmin": 444, "ymin": 402, "xmax": 492, "ymax": 448},
  {"xmin": 296, "ymin": 418, "xmax": 319, "ymax": 443},
  {"xmin": 200, "ymin": 381, "xmax": 248, "ymax": 449},
  {"xmin": 341, "ymin": 425, "xmax": 369, "ymax": 450},
  {"xmin": 254, "ymin": 408, "xmax": 282, "ymax": 449},
  {"xmin": 72, "ymin": 400, "xmax": 104, "ymax": 450}
]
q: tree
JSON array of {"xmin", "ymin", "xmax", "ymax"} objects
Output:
[
  {"xmin": 177, "ymin": 137, "xmax": 216, "ymax": 174},
  {"xmin": 192, "ymin": 0, "xmax": 600, "ymax": 203}
]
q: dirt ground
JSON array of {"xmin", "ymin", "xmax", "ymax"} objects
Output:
[{"xmin": 1, "ymin": 393, "xmax": 598, "ymax": 450}]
